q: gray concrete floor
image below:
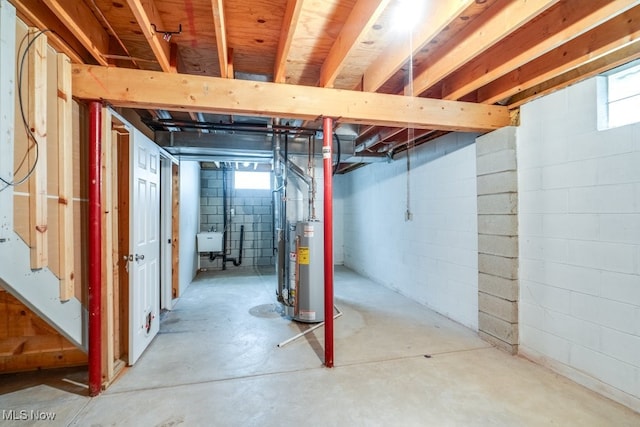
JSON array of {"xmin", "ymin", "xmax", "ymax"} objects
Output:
[{"xmin": 1, "ymin": 266, "xmax": 639, "ymax": 426}]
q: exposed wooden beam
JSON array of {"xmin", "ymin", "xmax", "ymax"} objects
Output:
[
  {"xmin": 169, "ymin": 42, "xmax": 178, "ymax": 73},
  {"xmin": 41, "ymin": 0, "xmax": 109, "ymax": 66},
  {"xmin": 9, "ymin": 0, "xmax": 90, "ymax": 64},
  {"xmin": 442, "ymin": 0, "xmax": 640, "ymax": 101},
  {"xmin": 362, "ymin": 0, "xmax": 474, "ymax": 92},
  {"xmin": 127, "ymin": 0, "xmax": 172, "ymax": 72},
  {"xmin": 57, "ymin": 53, "xmax": 74, "ymax": 301},
  {"xmin": 410, "ymin": 0, "xmax": 560, "ymax": 96},
  {"xmin": 320, "ymin": 0, "xmax": 392, "ymax": 88},
  {"xmin": 211, "ymin": 0, "xmax": 230, "ymax": 78},
  {"xmin": 507, "ymin": 40, "xmax": 640, "ymax": 109},
  {"xmin": 363, "ymin": 127, "xmax": 435, "ymax": 153},
  {"xmin": 478, "ymin": 5, "xmax": 640, "ymax": 105},
  {"xmin": 274, "ymin": 0, "xmax": 305, "ymax": 83},
  {"xmin": 72, "ymin": 64, "xmax": 510, "ymax": 132},
  {"xmin": 227, "ymin": 47, "xmax": 234, "ymax": 78},
  {"xmin": 28, "ymin": 28, "xmax": 48, "ymax": 269},
  {"xmin": 390, "ymin": 130, "xmax": 450, "ymax": 154}
]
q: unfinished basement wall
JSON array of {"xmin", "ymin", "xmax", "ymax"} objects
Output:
[
  {"xmin": 178, "ymin": 161, "xmax": 200, "ymax": 294},
  {"xmin": 199, "ymin": 166, "xmax": 275, "ymax": 269},
  {"xmin": 1, "ymin": 7, "xmax": 88, "ymax": 372},
  {"xmin": 517, "ymin": 77, "xmax": 640, "ymax": 411},
  {"xmin": 333, "ymin": 174, "xmax": 345, "ymax": 266},
  {"xmin": 341, "ymin": 133, "xmax": 479, "ymax": 330}
]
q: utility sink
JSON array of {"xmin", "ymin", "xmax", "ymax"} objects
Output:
[{"xmin": 197, "ymin": 232, "xmax": 223, "ymax": 252}]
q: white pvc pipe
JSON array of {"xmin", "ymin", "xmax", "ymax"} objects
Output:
[{"xmin": 277, "ymin": 305, "xmax": 342, "ymax": 348}]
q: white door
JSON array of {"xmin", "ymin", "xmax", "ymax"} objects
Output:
[{"xmin": 129, "ymin": 130, "xmax": 160, "ymax": 365}]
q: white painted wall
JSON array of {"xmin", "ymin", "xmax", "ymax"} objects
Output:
[
  {"xmin": 0, "ymin": 0, "xmax": 15, "ymax": 239},
  {"xmin": 333, "ymin": 174, "xmax": 345, "ymax": 265},
  {"xmin": 340, "ymin": 133, "xmax": 479, "ymax": 330},
  {"xmin": 517, "ymin": 77, "xmax": 640, "ymax": 410},
  {"xmin": 178, "ymin": 161, "xmax": 201, "ymax": 294}
]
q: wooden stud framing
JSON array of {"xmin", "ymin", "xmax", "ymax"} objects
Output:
[
  {"xmin": 441, "ymin": 0, "xmax": 640, "ymax": 101},
  {"xmin": 40, "ymin": 0, "xmax": 109, "ymax": 66},
  {"xmin": 171, "ymin": 163, "xmax": 179, "ymax": 299},
  {"xmin": 110, "ymin": 129, "xmax": 122, "ymax": 370},
  {"xmin": 100, "ymin": 109, "xmax": 114, "ymax": 382},
  {"xmin": 274, "ymin": 0, "xmax": 305, "ymax": 83},
  {"xmin": 127, "ymin": 0, "xmax": 172, "ymax": 72},
  {"xmin": 57, "ymin": 53, "xmax": 74, "ymax": 300},
  {"xmin": 362, "ymin": 0, "xmax": 474, "ymax": 92},
  {"xmin": 319, "ymin": 0, "xmax": 391, "ymax": 88},
  {"xmin": 71, "ymin": 64, "xmax": 511, "ymax": 132},
  {"xmin": 28, "ymin": 28, "xmax": 48, "ymax": 270},
  {"xmin": 117, "ymin": 132, "xmax": 130, "ymax": 361},
  {"xmin": 211, "ymin": 0, "xmax": 229, "ymax": 78}
]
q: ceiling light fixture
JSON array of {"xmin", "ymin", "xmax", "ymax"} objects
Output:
[{"xmin": 392, "ymin": 0, "xmax": 423, "ymax": 33}]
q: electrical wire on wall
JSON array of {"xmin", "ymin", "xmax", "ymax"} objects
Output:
[
  {"xmin": 0, "ymin": 29, "xmax": 52, "ymax": 193},
  {"xmin": 404, "ymin": 29, "xmax": 414, "ymax": 222}
]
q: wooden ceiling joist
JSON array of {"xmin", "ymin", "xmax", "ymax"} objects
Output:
[
  {"xmin": 72, "ymin": 64, "xmax": 510, "ymax": 132},
  {"xmin": 40, "ymin": 0, "xmax": 109, "ymax": 66},
  {"xmin": 274, "ymin": 0, "xmax": 305, "ymax": 83},
  {"xmin": 441, "ymin": 0, "xmax": 640, "ymax": 101},
  {"xmin": 319, "ymin": 0, "xmax": 392, "ymax": 88},
  {"xmin": 126, "ymin": 0, "xmax": 172, "ymax": 72},
  {"xmin": 479, "ymin": 5, "xmax": 640, "ymax": 105},
  {"xmin": 362, "ymin": 0, "xmax": 474, "ymax": 93},
  {"xmin": 507, "ymin": 40, "xmax": 640, "ymax": 109},
  {"xmin": 211, "ymin": 0, "xmax": 230, "ymax": 78},
  {"xmin": 10, "ymin": 0, "xmax": 90, "ymax": 64},
  {"xmin": 409, "ymin": 0, "xmax": 560, "ymax": 97}
]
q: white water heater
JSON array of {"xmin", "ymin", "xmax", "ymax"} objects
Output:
[{"xmin": 286, "ymin": 221, "xmax": 324, "ymax": 323}]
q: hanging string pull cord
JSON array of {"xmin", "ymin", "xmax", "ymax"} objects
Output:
[{"xmin": 0, "ymin": 29, "xmax": 52, "ymax": 192}]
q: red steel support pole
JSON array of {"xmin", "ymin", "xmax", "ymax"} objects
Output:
[
  {"xmin": 88, "ymin": 101, "xmax": 102, "ymax": 396},
  {"xmin": 322, "ymin": 117, "xmax": 334, "ymax": 368}
]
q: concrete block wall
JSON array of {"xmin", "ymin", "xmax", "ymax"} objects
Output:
[
  {"xmin": 476, "ymin": 127, "xmax": 519, "ymax": 354},
  {"xmin": 199, "ymin": 168, "xmax": 275, "ymax": 269},
  {"xmin": 517, "ymin": 77, "xmax": 640, "ymax": 411},
  {"xmin": 340, "ymin": 133, "xmax": 479, "ymax": 330}
]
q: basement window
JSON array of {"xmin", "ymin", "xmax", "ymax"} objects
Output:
[
  {"xmin": 234, "ymin": 171, "xmax": 271, "ymax": 190},
  {"xmin": 599, "ymin": 60, "xmax": 640, "ymax": 129}
]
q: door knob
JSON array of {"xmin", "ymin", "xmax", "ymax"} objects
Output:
[{"xmin": 135, "ymin": 254, "xmax": 145, "ymax": 261}]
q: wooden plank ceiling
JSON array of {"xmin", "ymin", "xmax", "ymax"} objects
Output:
[{"xmin": 12, "ymin": 0, "xmax": 640, "ymax": 172}]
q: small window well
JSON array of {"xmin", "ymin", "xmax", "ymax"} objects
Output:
[
  {"xmin": 599, "ymin": 60, "xmax": 640, "ymax": 129},
  {"xmin": 234, "ymin": 171, "xmax": 271, "ymax": 190}
]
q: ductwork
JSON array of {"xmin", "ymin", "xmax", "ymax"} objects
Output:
[{"xmin": 153, "ymin": 130, "xmax": 386, "ymax": 164}]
